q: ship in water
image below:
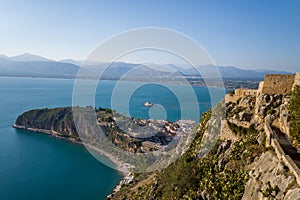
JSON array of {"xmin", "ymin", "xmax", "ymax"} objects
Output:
[{"xmin": 144, "ymin": 101, "xmax": 153, "ymax": 107}]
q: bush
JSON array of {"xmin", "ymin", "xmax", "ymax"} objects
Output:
[{"xmin": 228, "ymin": 90, "xmax": 235, "ymax": 96}]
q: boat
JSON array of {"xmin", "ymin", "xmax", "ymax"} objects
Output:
[{"xmin": 144, "ymin": 101, "xmax": 153, "ymax": 107}]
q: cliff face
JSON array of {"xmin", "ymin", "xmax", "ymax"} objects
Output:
[{"xmin": 15, "ymin": 107, "xmax": 78, "ymax": 137}]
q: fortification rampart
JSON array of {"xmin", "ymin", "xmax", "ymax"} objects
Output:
[
  {"xmin": 261, "ymin": 74, "xmax": 295, "ymax": 95},
  {"xmin": 225, "ymin": 89, "xmax": 257, "ymax": 103},
  {"xmin": 226, "ymin": 73, "xmax": 299, "ymax": 104}
]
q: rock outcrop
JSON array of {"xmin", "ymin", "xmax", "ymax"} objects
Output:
[{"xmin": 243, "ymin": 152, "xmax": 300, "ymax": 200}]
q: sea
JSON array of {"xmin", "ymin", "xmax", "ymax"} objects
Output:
[{"xmin": 0, "ymin": 76, "xmax": 225, "ymax": 200}]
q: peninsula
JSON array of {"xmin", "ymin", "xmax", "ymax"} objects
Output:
[{"xmin": 13, "ymin": 106, "xmax": 194, "ymax": 158}]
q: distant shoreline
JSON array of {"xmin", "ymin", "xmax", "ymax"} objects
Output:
[{"xmin": 0, "ymin": 74, "xmax": 248, "ymax": 90}]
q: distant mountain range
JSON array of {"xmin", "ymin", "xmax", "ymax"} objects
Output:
[
  {"xmin": 0, "ymin": 53, "xmax": 293, "ymax": 80},
  {"xmin": 0, "ymin": 54, "xmax": 78, "ymax": 78},
  {"xmin": 173, "ymin": 65, "xmax": 292, "ymax": 78}
]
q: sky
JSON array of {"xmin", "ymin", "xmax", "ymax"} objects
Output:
[{"xmin": 0, "ymin": 0, "xmax": 299, "ymax": 72}]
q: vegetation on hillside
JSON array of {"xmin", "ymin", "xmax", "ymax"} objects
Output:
[
  {"xmin": 289, "ymin": 85, "xmax": 300, "ymax": 147},
  {"xmin": 111, "ymin": 111, "xmax": 267, "ymax": 200},
  {"xmin": 15, "ymin": 106, "xmax": 116, "ymax": 141},
  {"xmin": 15, "ymin": 107, "xmax": 77, "ymax": 135}
]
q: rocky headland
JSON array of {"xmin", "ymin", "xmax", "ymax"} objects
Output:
[{"xmin": 13, "ymin": 106, "xmax": 194, "ymax": 173}]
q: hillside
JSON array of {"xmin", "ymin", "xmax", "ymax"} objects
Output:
[
  {"xmin": 109, "ymin": 74, "xmax": 300, "ymax": 199},
  {"xmin": 14, "ymin": 107, "xmax": 138, "ymax": 152},
  {"xmin": 14, "ymin": 107, "xmax": 78, "ymax": 138},
  {"xmin": 14, "ymin": 106, "xmax": 194, "ymax": 158},
  {"xmin": 110, "ymin": 111, "xmax": 265, "ymax": 199}
]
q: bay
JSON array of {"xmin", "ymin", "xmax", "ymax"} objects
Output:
[
  {"xmin": 0, "ymin": 77, "xmax": 122, "ymax": 200},
  {"xmin": 0, "ymin": 76, "xmax": 225, "ymax": 199}
]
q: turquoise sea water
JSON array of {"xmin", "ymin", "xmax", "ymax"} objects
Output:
[{"xmin": 0, "ymin": 77, "xmax": 225, "ymax": 200}]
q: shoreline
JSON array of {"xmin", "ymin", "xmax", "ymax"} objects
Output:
[
  {"xmin": 13, "ymin": 124, "xmax": 129, "ymax": 176},
  {"xmin": 13, "ymin": 118, "xmax": 196, "ymax": 197},
  {"xmin": 0, "ymin": 75, "xmax": 240, "ymax": 90}
]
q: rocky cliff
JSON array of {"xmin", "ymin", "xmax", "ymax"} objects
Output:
[{"xmin": 14, "ymin": 107, "xmax": 79, "ymax": 138}]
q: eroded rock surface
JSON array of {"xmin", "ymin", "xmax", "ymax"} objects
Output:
[{"xmin": 243, "ymin": 152, "xmax": 299, "ymax": 200}]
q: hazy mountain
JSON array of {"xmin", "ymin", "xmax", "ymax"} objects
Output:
[
  {"xmin": 0, "ymin": 55, "xmax": 13, "ymax": 65},
  {"xmin": 254, "ymin": 69, "xmax": 292, "ymax": 75},
  {"xmin": 175, "ymin": 65, "xmax": 292, "ymax": 78},
  {"xmin": 79, "ymin": 62, "xmax": 140, "ymax": 79},
  {"xmin": 60, "ymin": 59, "xmax": 82, "ymax": 66},
  {"xmin": 10, "ymin": 53, "xmax": 53, "ymax": 62},
  {"xmin": 0, "ymin": 60, "xmax": 79, "ymax": 78},
  {"xmin": 0, "ymin": 53, "xmax": 292, "ymax": 80},
  {"xmin": 0, "ymin": 54, "xmax": 10, "ymax": 59}
]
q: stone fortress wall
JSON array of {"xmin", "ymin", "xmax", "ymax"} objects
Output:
[
  {"xmin": 260, "ymin": 74, "xmax": 296, "ymax": 95},
  {"xmin": 226, "ymin": 73, "xmax": 299, "ymax": 104},
  {"xmin": 225, "ymin": 88, "xmax": 257, "ymax": 103},
  {"xmin": 226, "ymin": 73, "xmax": 300, "ymax": 185},
  {"xmin": 262, "ymin": 74, "xmax": 300, "ymax": 185}
]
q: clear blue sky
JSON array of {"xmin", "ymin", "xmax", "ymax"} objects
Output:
[{"xmin": 0, "ymin": 0, "xmax": 299, "ymax": 71}]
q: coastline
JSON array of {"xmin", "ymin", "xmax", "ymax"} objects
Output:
[
  {"xmin": 13, "ymin": 124, "xmax": 129, "ymax": 176},
  {"xmin": 0, "ymin": 75, "xmax": 235, "ymax": 90},
  {"xmin": 12, "ymin": 117, "xmax": 195, "ymax": 198}
]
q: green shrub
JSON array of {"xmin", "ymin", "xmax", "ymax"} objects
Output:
[
  {"xmin": 114, "ymin": 112, "xmax": 266, "ymax": 200},
  {"xmin": 228, "ymin": 90, "xmax": 235, "ymax": 96}
]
